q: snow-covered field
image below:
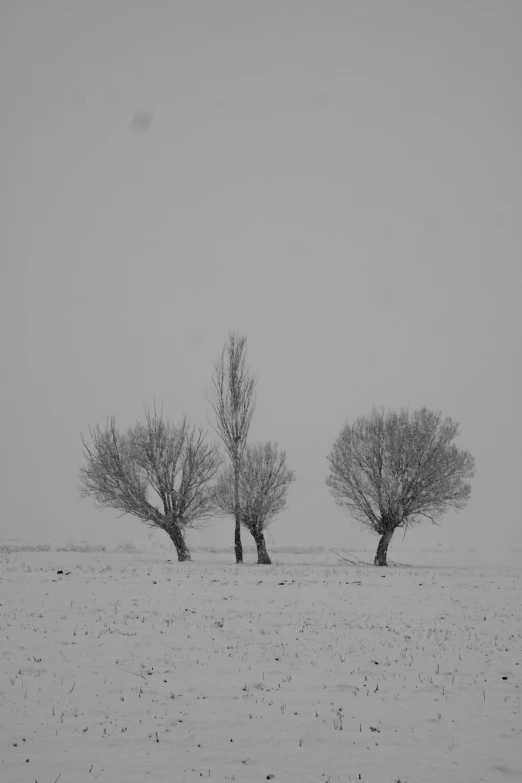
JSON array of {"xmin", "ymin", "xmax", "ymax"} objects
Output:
[{"xmin": 1, "ymin": 546, "xmax": 521, "ymax": 783}]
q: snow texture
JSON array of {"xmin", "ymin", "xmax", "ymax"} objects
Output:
[{"xmin": 1, "ymin": 547, "xmax": 521, "ymax": 782}]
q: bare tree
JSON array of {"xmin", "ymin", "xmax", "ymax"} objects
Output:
[
  {"xmin": 79, "ymin": 407, "xmax": 221, "ymax": 561},
  {"xmin": 213, "ymin": 442, "xmax": 295, "ymax": 564},
  {"xmin": 209, "ymin": 333, "xmax": 257, "ymax": 563},
  {"xmin": 326, "ymin": 408, "xmax": 475, "ymax": 566}
]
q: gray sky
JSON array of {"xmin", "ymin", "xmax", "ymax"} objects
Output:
[{"xmin": 2, "ymin": 1, "xmax": 521, "ymax": 555}]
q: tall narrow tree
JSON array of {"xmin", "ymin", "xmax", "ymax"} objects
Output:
[
  {"xmin": 326, "ymin": 407, "xmax": 475, "ymax": 565},
  {"xmin": 209, "ymin": 333, "xmax": 257, "ymax": 563}
]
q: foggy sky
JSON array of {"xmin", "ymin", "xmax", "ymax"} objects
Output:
[{"xmin": 2, "ymin": 1, "xmax": 521, "ymax": 556}]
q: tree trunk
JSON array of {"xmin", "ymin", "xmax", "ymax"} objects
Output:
[
  {"xmin": 166, "ymin": 523, "xmax": 192, "ymax": 562},
  {"xmin": 234, "ymin": 458, "xmax": 243, "ymax": 563},
  {"xmin": 374, "ymin": 528, "xmax": 394, "ymax": 566},
  {"xmin": 234, "ymin": 517, "xmax": 243, "ymax": 563},
  {"xmin": 252, "ymin": 529, "xmax": 271, "ymax": 565}
]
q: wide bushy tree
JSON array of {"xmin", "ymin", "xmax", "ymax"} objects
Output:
[
  {"xmin": 209, "ymin": 333, "xmax": 257, "ymax": 563},
  {"xmin": 79, "ymin": 407, "xmax": 221, "ymax": 561},
  {"xmin": 213, "ymin": 442, "xmax": 295, "ymax": 564},
  {"xmin": 326, "ymin": 408, "xmax": 475, "ymax": 566}
]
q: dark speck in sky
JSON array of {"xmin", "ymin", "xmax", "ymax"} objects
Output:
[{"xmin": 130, "ymin": 110, "xmax": 153, "ymax": 134}]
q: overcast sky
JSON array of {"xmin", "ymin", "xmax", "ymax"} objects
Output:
[{"xmin": 2, "ymin": 1, "xmax": 521, "ymax": 556}]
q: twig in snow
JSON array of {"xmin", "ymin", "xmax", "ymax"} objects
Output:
[
  {"xmin": 331, "ymin": 550, "xmax": 373, "ymax": 566},
  {"xmin": 331, "ymin": 550, "xmax": 412, "ymax": 568},
  {"xmin": 386, "ymin": 559, "xmax": 412, "ymax": 568},
  {"xmin": 117, "ymin": 665, "xmax": 147, "ymax": 680}
]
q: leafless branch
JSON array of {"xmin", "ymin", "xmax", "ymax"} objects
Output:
[{"xmin": 208, "ymin": 332, "xmax": 257, "ymax": 463}]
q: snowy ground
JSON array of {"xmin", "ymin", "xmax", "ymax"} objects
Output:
[{"xmin": 1, "ymin": 546, "xmax": 521, "ymax": 783}]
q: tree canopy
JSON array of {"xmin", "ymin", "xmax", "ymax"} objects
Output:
[
  {"xmin": 79, "ymin": 407, "xmax": 221, "ymax": 560},
  {"xmin": 326, "ymin": 407, "xmax": 475, "ymax": 565},
  {"xmin": 213, "ymin": 441, "xmax": 295, "ymax": 563}
]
